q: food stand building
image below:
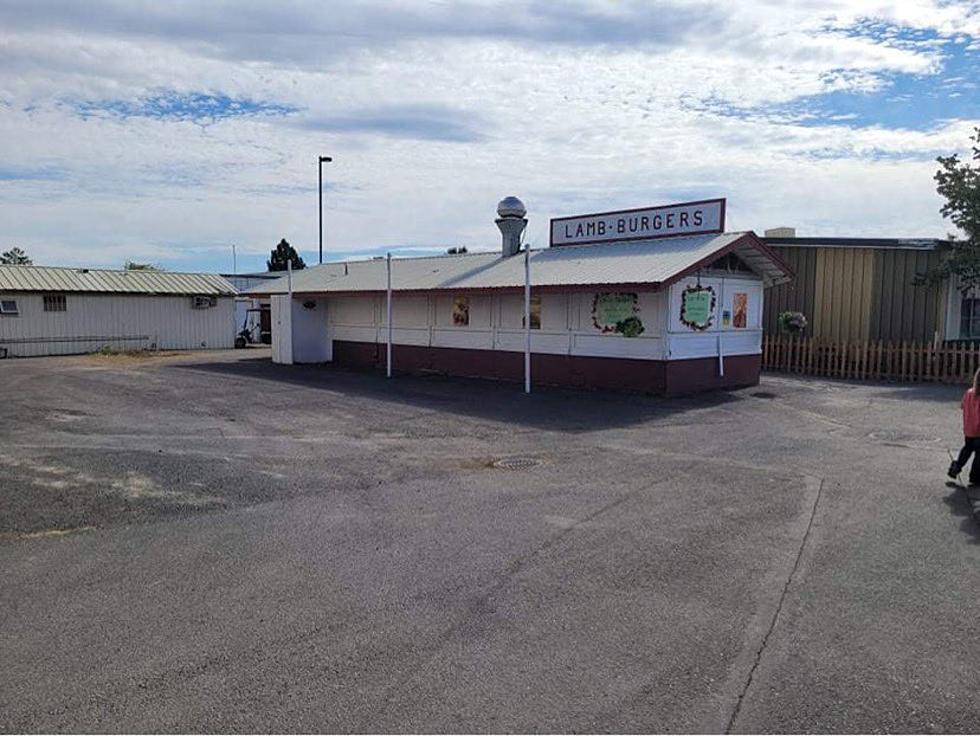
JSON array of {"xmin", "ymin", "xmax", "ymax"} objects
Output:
[{"xmin": 250, "ymin": 198, "xmax": 793, "ymax": 396}]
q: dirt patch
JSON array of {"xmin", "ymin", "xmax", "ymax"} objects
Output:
[
  {"xmin": 56, "ymin": 350, "xmax": 214, "ymax": 370},
  {"xmin": 0, "ymin": 526, "xmax": 96, "ymax": 543},
  {"xmin": 0, "ymin": 451, "xmax": 225, "ymax": 536},
  {"xmin": 110, "ymin": 471, "xmax": 223, "ymax": 507}
]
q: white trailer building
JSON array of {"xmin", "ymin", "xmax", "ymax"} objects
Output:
[
  {"xmin": 249, "ymin": 197, "xmax": 794, "ymax": 396},
  {"xmin": 0, "ymin": 265, "xmax": 237, "ymax": 358}
]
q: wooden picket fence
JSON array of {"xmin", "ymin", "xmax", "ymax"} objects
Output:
[{"xmin": 762, "ymin": 335, "xmax": 980, "ymax": 384}]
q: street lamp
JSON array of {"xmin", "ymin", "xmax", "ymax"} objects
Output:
[{"xmin": 318, "ymin": 155, "xmax": 332, "ymax": 265}]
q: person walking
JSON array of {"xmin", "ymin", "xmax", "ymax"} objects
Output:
[{"xmin": 949, "ymin": 368, "xmax": 980, "ymax": 485}]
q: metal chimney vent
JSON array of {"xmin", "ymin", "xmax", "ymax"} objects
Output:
[{"xmin": 496, "ymin": 196, "xmax": 527, "ymax": 257}]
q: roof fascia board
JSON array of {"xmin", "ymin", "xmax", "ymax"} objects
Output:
[{"xmin": 765, "ymin": 238, "xmax": 941, "ymax": 250}]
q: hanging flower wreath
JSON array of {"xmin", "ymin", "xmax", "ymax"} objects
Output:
[{"xmin": 679, "ymin": 284, "xmax": 716, "ymax": 331}]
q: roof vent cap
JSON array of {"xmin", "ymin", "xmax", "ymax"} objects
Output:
[
  {"xmin": 495, "ymin": 196, "xmax": 528, "ymax": 257},
  {"xmin": 497, "ymin": 196, "xmax": 526, "ymax": 219}
]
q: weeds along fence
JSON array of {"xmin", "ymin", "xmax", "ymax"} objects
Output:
[{"xmin": 762, "ymin": 335, "xmax": 980, "ymax": 384}]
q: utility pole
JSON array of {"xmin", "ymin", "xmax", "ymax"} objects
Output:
[
  {"xmin": 386, "ymin": 253, "xmax": 393, "ymax": 378},
  {"xmin": 318, "ymin": 155, "xmax": 332, "ymax": 264}
]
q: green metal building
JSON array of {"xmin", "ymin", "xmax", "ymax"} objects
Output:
[{"xmin": 761, "ymin": 230, "xmax": 957, "ymax": 343}]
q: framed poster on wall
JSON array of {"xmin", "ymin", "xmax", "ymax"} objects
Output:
[
  {"xmin": 522, "ymin": 295, "xmax": 542, "ymax": 330},
  {"xmin": 452, "ymin": 295, "xmax": 470, "ymax": 326},
  {"xmin": 732, "ymin": 292, "xmax": 748, "ymax": 328}
]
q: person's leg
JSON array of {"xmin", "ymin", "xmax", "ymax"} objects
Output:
[
  {"xmin": 968, "ymin": 438, "xmax": 980, "ymax": 485},
  {"xmin": 951, "ymin": 438, "xmax": 974, "ymax": 477}
]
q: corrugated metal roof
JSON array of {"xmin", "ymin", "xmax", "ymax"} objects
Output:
[
  {"xmin": 0, "ymin": 265, "xmax": 237, "ymax": 296},
  {"xmin": 248, "ymin": 231, "xmax": 792, "ymax": 295}
]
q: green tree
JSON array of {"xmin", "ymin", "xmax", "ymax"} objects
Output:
[
  {"xmin": 920, "ymin": 127, "xmax": 980, "ymax": 288},
  {"xmin": 267, "ymin": 238, "xmax": 306, "ymax": 271},
  {"xmin": 124, "ymin": 261, "xmax": 162, "ymax": 271},
  {"xmin": 0, "ymin": 247, "xmax": 32, "ymax": 265}
]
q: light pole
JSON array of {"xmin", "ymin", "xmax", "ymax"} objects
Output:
[{"xmin": 318, "ymin": 155, "xmax": 332, "ymax": 265}]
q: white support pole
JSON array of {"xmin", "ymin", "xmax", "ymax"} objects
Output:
[
  {"xmin": 717, "ymin": 334, "xmax": 725, "ymax": 376},
  {"xmin": 287, "ymin": 259, "xmax": 292, "ymax": 296},
  {"xmin": 524, "ymin": 245, "xmax": 531, "ymax": 394},
  {"xmin": 386, "ymin": 252, "xmax": 393, "ymax": 378}
]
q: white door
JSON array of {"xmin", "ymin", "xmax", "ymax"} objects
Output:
[{"xmin": 271, "ymin": 294, "xmax": 293, "ymax": 364}]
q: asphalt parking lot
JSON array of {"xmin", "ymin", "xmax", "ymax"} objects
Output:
[{"xmin": 2, "ymin": 349, "xmax": 980, "ymax": 733}]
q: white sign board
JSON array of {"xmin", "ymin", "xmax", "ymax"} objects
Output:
[{"xmin": 550, "ymin": 198, "xmax": 725, "ymax": 247}]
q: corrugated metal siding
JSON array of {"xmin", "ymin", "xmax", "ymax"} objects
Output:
[
  {"xmin": 763, "ymin": 247, "xmax": 817, "ymax": 334},
  {"xmin": 763, "ymin": 245, "xmax": 947, "ymax": 343},
  {"xmin": 869, "ymin": 249, "xmax": 945, "ymax": 342},
  {"xmin": 812, "ymin": 247, "xmax": 875, "ymax": 341},
  {"xmin": 0, "ymin": 266, "xmax": 236, "ymax": 295},
  {"xmin": 0, "ymin": 293, "xmax": 235, "ymax": 357}
]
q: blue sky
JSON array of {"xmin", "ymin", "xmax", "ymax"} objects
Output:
[{"xmin": 0, "ymin": 0, "xmax": 978, "ymax": 273}]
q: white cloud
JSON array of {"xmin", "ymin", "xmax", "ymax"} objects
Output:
[{"xmin": 0, "ymin": 0, "xmax": 978, "ymax": 268}]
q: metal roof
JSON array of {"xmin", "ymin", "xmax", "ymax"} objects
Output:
[
  {"xmin": 248, "ymin": 231, "xmax": 792, "ymax": 296},
  {"xmin": 0, "ymin": 265, "xmax": 237, "ymax": 296},
  {"xmin": 764, "ymin": 236, "xmax": 943, "ymax": 250}
]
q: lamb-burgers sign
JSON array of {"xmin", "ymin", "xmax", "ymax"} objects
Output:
[{"xmin": 550, "ymin": 198, "xmax": 725, "ymax": 247}]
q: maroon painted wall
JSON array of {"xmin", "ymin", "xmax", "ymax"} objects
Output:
[
  {"xmin": 663, "ymin": 354, "xmax": 759, "ymax": 396},
  {"xmin": 331, "ymin": 340, "xmax": 759, "ymax": 396}
]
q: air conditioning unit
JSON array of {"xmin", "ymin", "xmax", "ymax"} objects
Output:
[{"xmin": 191, "ymin": 295, "xmax": 217, "ymax": 309}]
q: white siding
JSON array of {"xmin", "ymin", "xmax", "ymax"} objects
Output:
[
  {"xmin": 664, "ymin": 273, "xmax": 764, "ymax": 360},
  {"xmin": 326, "ymin": 289, "xmax": 670, "ymax": 361},
  {"xmin": 0, "ymin": 293, "xmax": 235, "ymax": 357},
  {"xmin": 320, "ymin": 279, "xmax": 764, "ymax": 363}
]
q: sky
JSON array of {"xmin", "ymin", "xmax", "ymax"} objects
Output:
[{"xmin": 0, "ymin": 0, "xmax": 979, "ymax": 274}]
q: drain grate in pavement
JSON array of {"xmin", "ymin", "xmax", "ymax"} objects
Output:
[
  {"xmin": 492, "ymin": 456, "xmax": 541, "ymax": 470},
  {"xmin": 750, "ymin": 391, "xmax": 777, "ymax": 399}
]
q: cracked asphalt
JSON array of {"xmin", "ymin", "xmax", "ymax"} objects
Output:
[{"xmin": 2, "ymin": 349, "xmax": 979, "ymax": 733}]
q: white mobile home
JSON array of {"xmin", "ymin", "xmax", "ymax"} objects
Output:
[{"xmin": 0, "ymin": 266, "xmax": 237, "ymax": 358}]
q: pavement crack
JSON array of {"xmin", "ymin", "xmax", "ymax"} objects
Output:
[
  {"xmin": 364, "ymin": 487, "xmax": 644, "ymax": 713},
  {"xmin": 725, "ymin": 475, "xmax": 824, "ymax": 734}
]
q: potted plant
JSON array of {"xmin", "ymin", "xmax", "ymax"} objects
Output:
[{"xmin": 778, "ymin": 311, "xmax": 808, "ymax": 335}]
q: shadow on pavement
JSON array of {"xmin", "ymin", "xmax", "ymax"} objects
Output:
[
  {"xmin": 942, "ymin": 485, "xmax": 980, "ymax": 544},
  {"xmin": 764, "ymin": 373, "xmax": 965, "ymax": 404},
  {"xmin": 863, "ymin": 383, "xmax": 964, "ymax": 404},
  {"xmin": 175, "ymin": 355, "xmax": 747, "ymax": 433}
]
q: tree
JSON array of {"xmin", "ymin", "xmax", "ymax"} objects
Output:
[
  {"xmin": 920, "ymin": 127, "xmax": 980, "ymax": 288},
  {"xmin": 0, "ymin": 247, "xmax": 32, "ymax": 265},
  {"xmin": 124, "ymin": 261, "xmax": 162, "ymax": 271},
  {"xmin": 267, "ymin": 238, "xmax": 306, "ymax": 272}
]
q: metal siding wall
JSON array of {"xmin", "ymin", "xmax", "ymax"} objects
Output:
[
  {"xmin": 856, "ymin": 249, "xmax": 875, "ymax": 340},
  {"xmin": 0, "ymin": 294, "xmax": 235, "ymax": 357},
  {"xmin": 764, "ymin": 247, "xmax": 945, "ymax": 344},
  {"xmin": 762, "ymin": 247, "xmax": 817, "ymax": 334},
  {"xmin": 870, "ymin": 250, "xmax": 944, "ymax": 342},
  {"xmin": 811, "ymin": 248, "xmax": 875, "ymax": 341},
  {"xmin": 812, "ymin": 250, "xmax": 831, "ymax": 339}
]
